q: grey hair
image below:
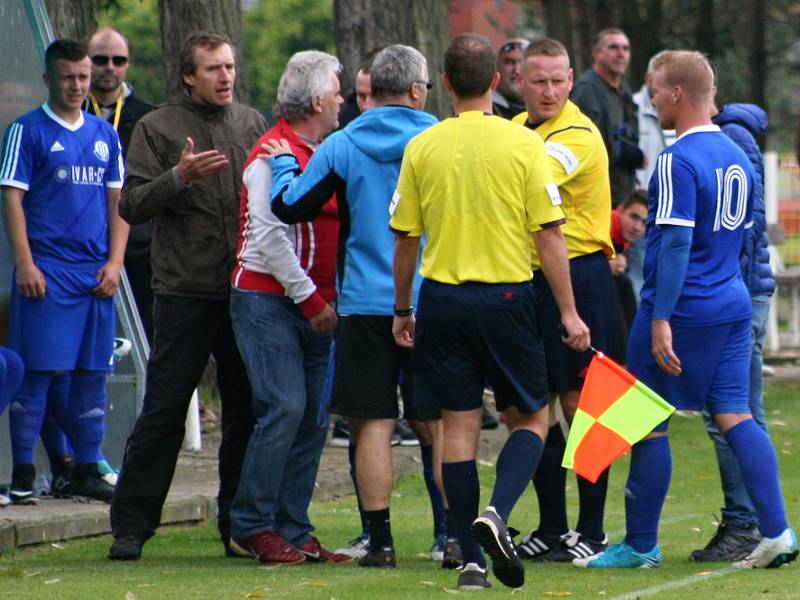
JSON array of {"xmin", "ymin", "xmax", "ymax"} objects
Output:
[
  {"xmin": 273, "ymin": 50, "xmax": 342, "ymax": 122},
  {"xmin": 369, "ymin": 44, "xmax": 427, "ymax": 101}
]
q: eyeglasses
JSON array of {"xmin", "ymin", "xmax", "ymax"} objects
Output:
[
  {"xmin": 91, "ymin": 55, "xmax": 129, "ymax": 67},
  {"xmin": 500, "ymin": 41, "xmax": 529, "ymax": 54},
  {"xmin": 416, "ymin": 80, "xmax": 434, "ymax": 90}
]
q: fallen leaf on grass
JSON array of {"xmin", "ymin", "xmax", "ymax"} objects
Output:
[
  {"xmin": 50, "ymin": 543, "xmax": 64, "ymax": 550},
  {"xmin": 477, "ymin": 460, "xmax": 494, "ymax": 467},
  {"xmin": 44, "ymin": 579, "xmax": 61, "ymax": 585},
  {"xmin": 416, "ymin": 553, "xmax": 429, "ymax": 559},
  {"xmin": 544, "ymin": 592, "xmax": 572, "ymax": 597},
  {"xmin": 691, "ymin": 527, "xmax": 701, "ymax": 532},
  {"xmin": 696, "ymin": 571, "xmax": 715, "ymax": 576},
  {"xmin": 0, "ymin": 569, "xmax": 23, "ymax": 578},
  {"xmin": 598, "ymin": 591, "xmax": 607, "ymax": 596},
  {"xmin": 419, "ymin": 581, "xmax": 436, "ymax": 586},
  {"xmin": 442, "ymin": 587, "xmax": 460, "ymax": 594},
  {"xmin": 124, "ymin": 592, "xmax": 138, "ymax": 600},
  {"xmin": 769, "ymin": 420, "xmax": 786, "ymax": 427},
  {"xmin": 244, "ymin": 592, "xmax": 266, "ymax": 598},
  {"xmin": 136, "ymin": 583, "xmax": 155, "ymax": 588},
  {"xmin": 298, "ymin": 581, "xmax": 328, "ymax": 589}
]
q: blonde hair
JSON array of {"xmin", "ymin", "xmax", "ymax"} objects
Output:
[{"xmin": 651, "ymin": 50, "xmax": 714, "ymax": 108}]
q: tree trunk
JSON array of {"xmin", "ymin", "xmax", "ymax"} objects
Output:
[
  {"xmin": 543, "ymin": 0, "xmax": 573, "ymax": 59},
  {"xmin": 569, "ymin": 0, "xmax": 593, "ymax": 74},
  {"xmin": 333, "ymin": 0, "xmax": 450, "ymax": 119},
  {"xmin": 694, "ymin": 0, "xmax": 715, "ymax": 58},
  {"xmin": 749, "ymin": 0, "xmax": 767, "ymax": 115},
  {"xmin": 45, "ymin": 0, "xmax": 96, "ymax": 40},
  {"xmin": 158, "ymin": 0, "xmax": 249, "ymax": 104}
]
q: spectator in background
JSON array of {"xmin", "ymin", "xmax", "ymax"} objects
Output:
[
  {"xmin": 109, "ymin": 31, "xmax": 265, "ymax": 561},
  {"xmin": 337, "ymin": 47, "xmax": 383, "ymax": 129},
  {"xmin": 690, "ymin": 99, "xmax": 775, "ymax": 562},
  {"xmin": 608, "ymin": 190, "xmax": 648, "ymax": 364},
  {"xmin": 492, "ymin": 39, "xmax": 528, "ymax": 120},
  {"xmin": 629, "ymin": 51, "xmax": 677, "ymax": 305},
  {"xmin": 571, "ymin": 28, "xmax": 643, "ymax": 207},
  {"xmin": 84, "ymin": 26, "xmax": 155, "ymax": 341}
]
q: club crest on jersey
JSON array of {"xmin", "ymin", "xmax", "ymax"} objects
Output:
[
  {"xmin": 93, "ymin": 140, "xmax": 110, "ymax": 162},
  {"xmin": 53, "ymin": 164, "xmax": 71, "ymax": 183}
]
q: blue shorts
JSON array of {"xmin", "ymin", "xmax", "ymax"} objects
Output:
[
  {"xmin": 413, "ymin": 279, "xmax": 548, "ymax": 414},
  {"xmin": 9, "ymin": 258, "xmax": 114, "ymax": 371},
  {"xmin": 627, "ymin": 311, "xmax": 750, "ymax": 415},
  {"xmin": 533, "ymin": 251, "xmax": 613, "ymax": 392}
]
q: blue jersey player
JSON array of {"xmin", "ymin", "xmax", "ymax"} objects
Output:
[
  {"xmin": 575, "ymin": 50, "xmax": 797, "ymax": 570},
  {"xmin": 0, "ymin": 39, "xmax": 127, "ymax": 503}
]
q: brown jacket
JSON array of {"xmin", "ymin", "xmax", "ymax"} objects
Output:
[{"xmin": 121, "ymin": 96, "xmax": 267, "ymax": 299}]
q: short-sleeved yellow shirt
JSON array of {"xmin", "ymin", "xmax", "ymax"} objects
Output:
[
  {"xmin": 513, "ymin": 101, "xmax": 614, "ymax": 269},
  {"xmin": 390, "ymin": 111, "xmax": 564, "ymax": 284}
]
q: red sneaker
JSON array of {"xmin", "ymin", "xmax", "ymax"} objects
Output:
[
  {"xmin": 230, "ymin": 531, "xmax": 306, "ymax": 564},
  {"xmin": 297, "ymin": 536, "xmax": 353, "ymax": 563}
]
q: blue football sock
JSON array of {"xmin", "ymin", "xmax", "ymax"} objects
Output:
[
  {"xmin": 533, "ymin": 424, "xmax": 569, "ymax": 534},
  {"xmin": 724, "ymin": 419, "xmax": 788, "ymax": 537},
  {"xmin": 490, "ymin": 429, "xmax": 544, "ymax": 523},
  {"xmin": 624, "ymin": 436, "xmax": 671, "ymax": 553},
  {"xmin": 67, "ymin": 370, "xmax": 107, "ymax": 464},
  {"xmin": 0, "ymin": 347, "xmax": 24, "ymax": 416},
  {"xmin": 9, "ymin": 370, "xmax": 52, "ymax": 465},
  {"xmin": 41, "ymin": 372, "xmax": 74, "ymax": 470},
  {"xmin": 442, "ymin": 460, "xmax": 486, "ymax": 568},
  {"xmin": 421, "ymin": 444, "xmax": 447, "ymax": 537},
  {"xmin": 348, "ymin": 441, "xmax": 369, "ymax": 537}
]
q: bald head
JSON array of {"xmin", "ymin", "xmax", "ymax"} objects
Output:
[{"xmin": 87, "ymin": 27, "xmax": 130, "ymax": 102}]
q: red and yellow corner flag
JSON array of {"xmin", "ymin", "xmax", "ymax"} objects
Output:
[{"xmin": 562, "ymin": 352, "xmax": 675, "ymax": 483}]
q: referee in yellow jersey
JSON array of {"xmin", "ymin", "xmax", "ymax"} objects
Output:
[
  {"xmin": 511, "ymin": 38, "xmax": 616, "ymax": 565},
  {"xmin": 390, "ymin": 34, "xmax": 590, "ymax": 591}
]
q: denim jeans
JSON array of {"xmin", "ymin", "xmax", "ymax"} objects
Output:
[
  {"xmin": 702, "ymin": 295, "xmax": 770, "ymax": 526},
  {"xmin": 229, "ymin": 289, "xmax": 332, "ymax": 545}
]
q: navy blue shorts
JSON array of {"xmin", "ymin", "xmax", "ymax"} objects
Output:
[
  {"xmin": 9, "ymin": 258, "xmax": 114, "ymax": 371},
  {"xmin": 627, "ymin": 311, "xmax": 751, "ymax": 415},
  {"xmin": 332, "ymin": 315, "xmax": 440, "ymax": 421},
  {"xmin": 533, "ymin": 251, "xmax": 613, "ymax": 393},
  {"xmin": 413, "ymin": 279, "xmax": 548, "ymax": 414}
]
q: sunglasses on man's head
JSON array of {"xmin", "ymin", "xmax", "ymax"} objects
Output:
[
  {"xmin": 91, "ymin": 55, "xmax": 129, "ymax": 67},
  {"xmin": 499, "ymin": 41, "xmax": 529, "ymax": 54}
]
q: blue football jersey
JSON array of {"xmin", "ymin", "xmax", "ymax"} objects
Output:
[
  {"xmin": 0, "ymin": 103, "xmax": 123, "ymax": 264},
  {"xmin": 640, "ymin": 125, "xmax": 753, "ymax": 326}
]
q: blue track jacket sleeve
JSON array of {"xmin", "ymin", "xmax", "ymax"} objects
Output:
[
  {"xmin": 653, "ymin": 225, "xmax": 692, "ymax": 321},
  {"xmin": 270, "ymin": 142, "xmax": 343, "ymax": 224}
]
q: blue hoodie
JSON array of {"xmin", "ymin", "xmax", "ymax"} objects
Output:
[
  {"xmin": 712, "ymin": 103, "xmax": 775, "ymax": 297},
  {"xmin": 271, "ymin": 106, "xmax": 438, "ymax": 315}
]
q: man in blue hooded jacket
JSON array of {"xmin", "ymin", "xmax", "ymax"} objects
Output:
[
  {"xmin": 691, "ymin": 101, "xmax": 777, "ymax": 562},
  {"xmin": 265, "ymin": 44, "xmax": 441, "ymax": 569}
]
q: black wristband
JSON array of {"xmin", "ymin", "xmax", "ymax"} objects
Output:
[{"xmin": 394, "ymin": 306, "xmax": 414, "ymax": 317}]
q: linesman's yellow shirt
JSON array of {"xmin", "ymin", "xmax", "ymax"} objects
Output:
[
  {"xmin": 513, "ymin": 100, "xmax": 614, "ymax": 270},
  {"xmin": 390, "ymin": 111, "xmax": 565, "ymax": 284}
]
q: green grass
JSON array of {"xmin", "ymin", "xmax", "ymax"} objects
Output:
[{"xmin": 0, "ymin": 380, "xmax": 798, "ymax": 599}]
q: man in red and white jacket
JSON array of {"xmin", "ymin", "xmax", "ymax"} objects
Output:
[{"xmin": 227, "ymin": 50, "xmax": 349, "ymax": 566}]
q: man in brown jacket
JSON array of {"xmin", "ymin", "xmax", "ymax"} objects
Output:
[{"xmin": 108, "ymin": 31, "xmax": 265, "ymax": 561}]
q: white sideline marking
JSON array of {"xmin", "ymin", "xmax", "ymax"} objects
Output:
[{"xmin": 610, "ymin": 567, "xmax": 734, "ymax": 600}]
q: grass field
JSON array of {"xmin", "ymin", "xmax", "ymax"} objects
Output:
[{"xmin": 0, "ymin": 380, "xmax": 797, "ymax": 599}]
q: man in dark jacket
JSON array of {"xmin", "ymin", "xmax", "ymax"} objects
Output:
[
  {"xmin": 84, "ymin": 27, "xmax": 155, "ymax": 339},
  {"xmin": 570, "ymin": 29, "xmax": 643, "ymax": 206},
  {"xmin": 691, "ymin": 101, "xmax": 776, "ymax": 562},
  {"xmin": 108, "ymin": 31, "xmax": 265, "ymax": 561}
]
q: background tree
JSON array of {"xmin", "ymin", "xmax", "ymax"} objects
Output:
[
  {"xmin": 158, "ymin": 0, "xmax": 249, "ymax": 104},
  {"xmin": 45, "ymin": 0, "xmax": 96, "ymax": 40},
  {"xmin": 244, "ymin": 0, "xmax": 335, "ymax": 116},
  {"xmin": 333, "ymin": 0, "xmax": 450, "ymax": 119}
]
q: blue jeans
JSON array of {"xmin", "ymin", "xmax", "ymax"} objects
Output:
[
  {"xmin": 702, "ymin": 295, "xmax": 770, "ymax": 526},
  {"xmin": 229, "ymin": 289, "xmax": 332, "ymax": 544}
]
